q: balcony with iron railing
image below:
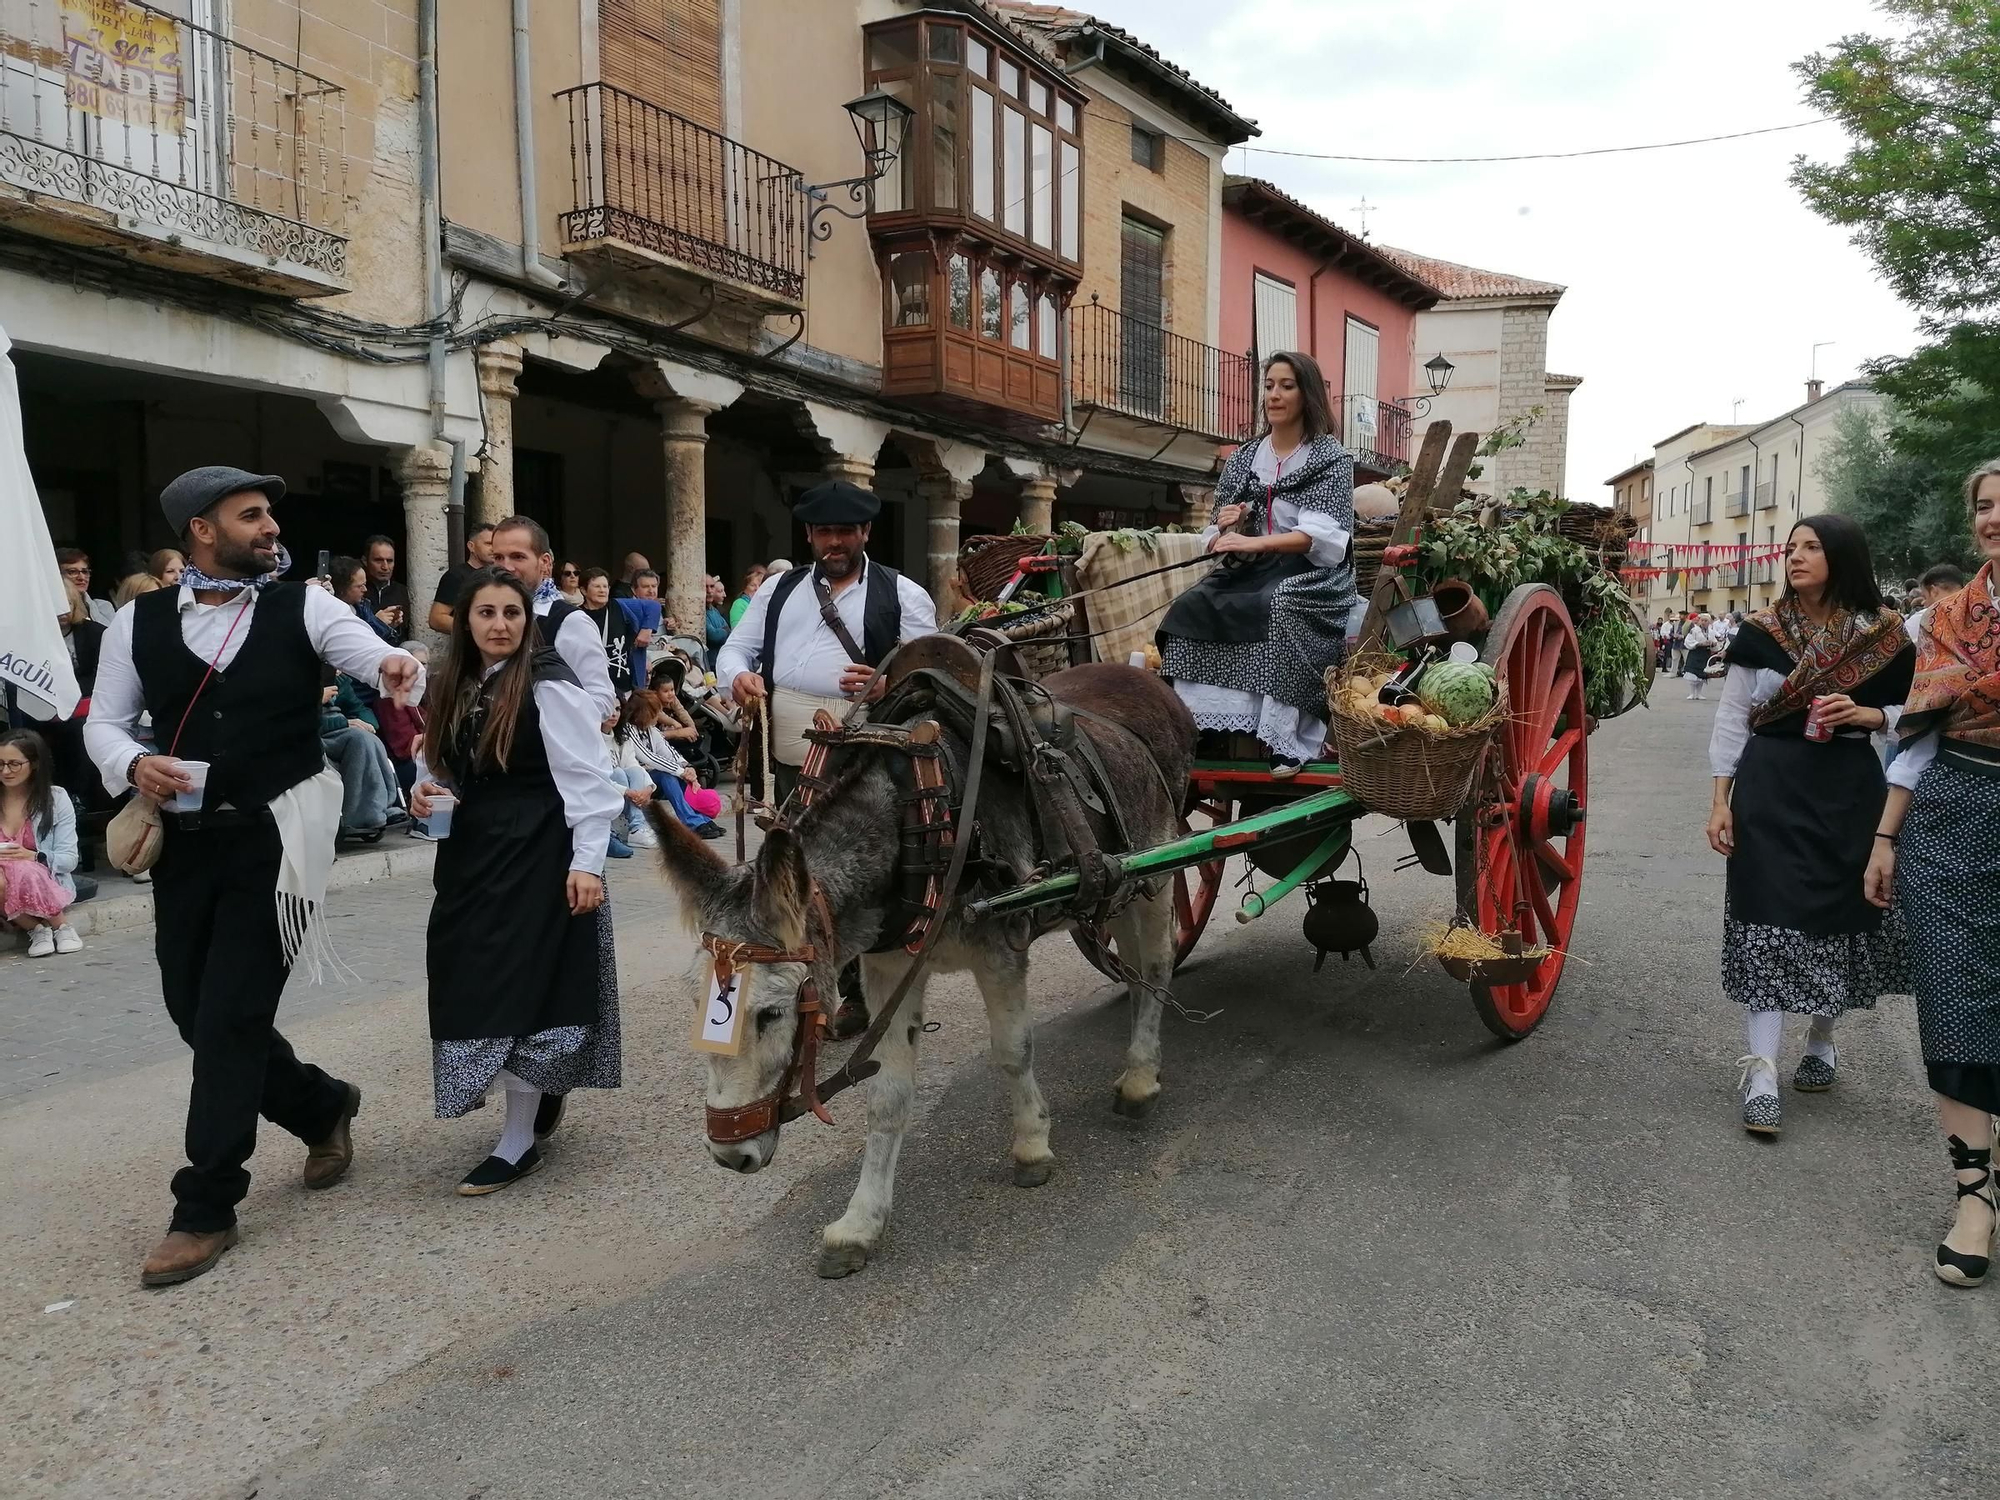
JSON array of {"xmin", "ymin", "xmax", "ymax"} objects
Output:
[
  {"xmin": 1069, "ymin": 296, "xmax": 1254, "ymax": 445},
  {"xmin": 1343, "ymin": 396, "xmax": 1413, "ymax": 477},
  {"xmin": 559, "ymin": 82, "xmax": 807, "ymax": 313},
  {"xmin": 1754, "ymin": 480, "xmax": 1776, "ymax": 510},
  {"xmin": 1692, "ymin": 498, "xmax": 1713, "ymax": 526},
  {"xmin": 1724, "ymin": 488, "xmax": 1749, "ymax": 517},
  {"xmin": 0, "ymin": 0, "xmax": 348, "ymax": 293}
]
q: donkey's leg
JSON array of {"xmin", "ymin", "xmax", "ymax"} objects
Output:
[
  {"xmin": 819, "ymin": 952, "xmax": 928, "ymax": 1279},
  {"xmin": 1109, "ymin": 893, "xmax": 1174, "ymax": 1119},
  {"xmin": 971, "ymin": 942, "xmax": 1053, "ymax": 1187}
]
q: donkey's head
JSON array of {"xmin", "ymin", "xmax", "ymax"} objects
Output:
[{"xmin": 649, "ymin": 807, "xmax": 821, "ymax": 1174}]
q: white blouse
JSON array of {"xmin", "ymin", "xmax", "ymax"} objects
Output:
[
  {"xmin": 1707, "ymin": 664, "xmax": 1887, "ymax": 778},
  {"xmin": 1200, "ymin": 437, "xmax": 1351, "ymax": 571}
]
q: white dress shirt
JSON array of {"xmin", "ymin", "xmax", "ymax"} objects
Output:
[
  {"xmin": 716, "ymin": 558, "xmax": 940, "ymax": 698},
  {"xmin": 413, "ymin": 667, "xmax": 622, "ymax": 876},
  {"xmin": 1197, "ymin": 436, "xmax": 1351, "ymax": 569},
  {"xmin": 83, "ymin": 582, "xmax": 425, "ymax": 797},
  {"xmin": 536, "ymin": 595, "xmax": 620, "ymax": 721}
]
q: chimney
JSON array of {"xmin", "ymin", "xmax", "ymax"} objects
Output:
[{"xmin": 1805, "ymin": 378, "xmax": 1825, "ymax": 403}]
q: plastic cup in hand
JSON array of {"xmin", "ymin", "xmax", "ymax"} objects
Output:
[
  {"xmin": 171, "ymin": 759, "xmax": 209, "ymax": 813},
  {"xmin": 425, "ymin": 793, "xmax": 456, "ymax": 838}
]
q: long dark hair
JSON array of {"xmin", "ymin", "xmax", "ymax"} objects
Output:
[
  {"xmin": 423, "ymin": 569, "xmax": 539, "ymax": 776},
  {"xmin": 0, "ymin": 728, "xmax": 55, "ymax": 831},
  {"xmin": 1259, "ymin": 351, "xmax": 1337, "ymax": 443},
  {"xmin": 1784, "ymin": 514, "xmax": 1885, "ymax": 613}
]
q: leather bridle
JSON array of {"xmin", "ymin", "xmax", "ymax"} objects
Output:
[{"xmin": 695, "ymin": 653, "xmax": 999, "ymax": 1147}]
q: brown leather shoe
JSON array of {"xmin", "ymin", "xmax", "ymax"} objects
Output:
[
  {"xmin": 140, "ymin": 1226, "xmax": 239, "ymax": 1287},
  {"xmin": 303, "ymin": 1082, "xmax": 362, "ymax": 1190}
]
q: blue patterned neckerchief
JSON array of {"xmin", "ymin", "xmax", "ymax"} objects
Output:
[
  {"xmin": 532, "ymin": 577, "xmax": 559, "ymax": 608},
  {"xmin": 180, "ymin": 544, "xmax": 294, "ymax": 596}
]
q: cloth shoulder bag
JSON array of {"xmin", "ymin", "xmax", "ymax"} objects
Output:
[{"xmin": 107, "ymin": 594, "xmax": 254, "ymax": 875}]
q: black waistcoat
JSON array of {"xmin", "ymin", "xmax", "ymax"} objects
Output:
[
  {"xmin": 534, "ymin": 597, "xmax": 580, "ymax": 651},
  {"xmin": 761, "ymin": 562, "xmax": 903, "ymax": 692},
  {"xmin": 131, "ymin": 583, "xmax": 326, "ymax": 811}
]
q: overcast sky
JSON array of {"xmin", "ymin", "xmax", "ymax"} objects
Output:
[{"xmin": 1082, "ymin": 0, "xmax": 1921, "ymax": 498}]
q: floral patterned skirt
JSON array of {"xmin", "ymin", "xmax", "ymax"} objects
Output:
[{"xmin": 1721, "ymin": 897, "xmax": 1909, "ymax": 1016}]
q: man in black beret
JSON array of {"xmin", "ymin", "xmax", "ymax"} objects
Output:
[
  {"xmin": 715, "ymin": 478, "xmax": 938, "ymax": 1032},
  {"xmin": 83, "ymin": 466, "xmax": 424, "ymax": 1287}
]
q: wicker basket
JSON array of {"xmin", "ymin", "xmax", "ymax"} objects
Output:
[
  {"xmin": 960, "ymin": 534, "xmax": 1054, "ymax": 602},
  {"xmin": 957, "ymin": 599, "xmax": 1076, "ymax": 680},
  {"xmin": 1349, "ymin": 520, "xmax": 1395, "ymax": 600},
  {"xmin": 1325, "ymin": 654, "xmax": 1505, "ymax": 822}
]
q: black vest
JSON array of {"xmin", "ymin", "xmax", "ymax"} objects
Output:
[
  {"xmin": 535, "ymin": 597, "xmax": 580, "ymax": 650},
  {"xmin": 131, "ymin": 583, "xmax": 327, "ymax": 811},
  {"xmin": 761, "ymin": 562, "xmax": 903, "ymax": 698}
]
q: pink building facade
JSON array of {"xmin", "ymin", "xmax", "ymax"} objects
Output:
[{"xmin": 1219, "ymin": 177, "xmax": 1438, "ymax": 479}]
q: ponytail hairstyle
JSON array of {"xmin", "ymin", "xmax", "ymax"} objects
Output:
[{"xmin": 422, "ymin": 569, "xmax": 538, "ymax": 777}]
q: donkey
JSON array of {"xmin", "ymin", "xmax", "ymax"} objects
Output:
[{"xmin": 650, "ymin": 661, "xmax": 1194, "ymax": 1277}]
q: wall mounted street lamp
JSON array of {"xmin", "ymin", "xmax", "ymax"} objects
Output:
[
  {"xmin": 1387, "ymin": 353, "xmax": 1458, "ymax": 447},
  {"xmin": 1423, "ymin": 352, "xmax": 1455, "ymax": 397},
  {"xmin": 805, "ymin": 88, "xmax": 915, "ymax": 257}
]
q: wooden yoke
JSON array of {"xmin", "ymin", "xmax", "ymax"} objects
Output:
[{"xmin": 1356, "ymin": 420, "xmax": 1481, "ymax": 651}]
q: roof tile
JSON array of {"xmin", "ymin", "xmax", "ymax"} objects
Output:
[
  {"xmin": 1374, "ymin": 245, "xmax": 1565, "ymax": 302},
  {"xmin": 991, "ymin": 2, "xmax": 1255, "ymax": 138}
]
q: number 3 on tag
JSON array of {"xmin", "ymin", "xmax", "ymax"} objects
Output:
[{"xmin": 693, "ymin": 959, "xmax": 749, "ymax": 1055}]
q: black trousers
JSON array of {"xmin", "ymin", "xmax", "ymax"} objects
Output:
[{"xmin": 152, "ymin": 817, "xmax": 349, "ymax": 1233}]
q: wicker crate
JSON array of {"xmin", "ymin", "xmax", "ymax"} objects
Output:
[
  {"xmin": 1325, "ymin": 655, "xmax": 1504, "ymax": 822},
  {"xmin": 960, "ymin": 534, "xmax": 1053, "ymax": 602}
]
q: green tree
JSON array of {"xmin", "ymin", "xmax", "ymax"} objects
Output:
[
  {"xmin": 1817, "ymin": 403, "xmax": 1971, "ymax": 579},
  {"xmin": 1793, "ymin": 0, "xmax": 2000, "ymax": 500}
]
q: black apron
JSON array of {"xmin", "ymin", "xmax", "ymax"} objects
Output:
[{"xmin": 1159, "ymin": 551, "xmax": 1313, "ymax": 643}]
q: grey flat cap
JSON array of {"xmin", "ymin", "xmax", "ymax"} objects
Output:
[{"xmin": 160, "ymin": 465, "xmax": 285, "ymax": 536}]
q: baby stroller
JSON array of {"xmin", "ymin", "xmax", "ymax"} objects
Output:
[{"xmin": 654, "ymin": 637, "xmax": 736, "ymax": 788}]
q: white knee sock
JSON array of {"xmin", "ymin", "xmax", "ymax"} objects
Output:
[
  {"xmin": 493, "ymin": 1071, "xmax": 541, "ymax": 1164},
  {"xmin": 1743, "ymin": 1011, "xmax": 1782, "ymax": 1095},
  {"xmin": 1806, "ymin": 1014, "xmax": 1837, "ymax": 1063}
]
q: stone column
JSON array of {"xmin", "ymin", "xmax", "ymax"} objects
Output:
[
  {"xmin": 1175, "ymin": 483, "xmax": 1215, "ymax": 530},
  {"xmin": 473, "ymin": 341, "xmax": 524, "ymax": 525},
  {"xmin": 395, "ymin": 443, "xmax": 453, "ymax": 651},
  {"xmin": 1018, "ymin": 473, "xmax": 1058, "ymax": 534},
  {"xmin": 656, "ymin": 396, "xmax": 718, "ymax": 638},
  {"xmin": 918, "ymin": 473, "xmax": 971, "ymax": 615},
  {"xmin": 822, "ymin": 455, "xmax": 877, "ymax": 490}
]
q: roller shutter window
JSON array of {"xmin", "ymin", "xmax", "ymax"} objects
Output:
[
  {"xmin": 1343, "ymin": 315, "xmax": 1379, "ymax": 453},
  {"xmin": 602, "ymin": 0, "xmax": 723, "ymax": 130},
  {"xmin": 1252, "ymin": 273, "xmax": 1297, "ymax": 365}
]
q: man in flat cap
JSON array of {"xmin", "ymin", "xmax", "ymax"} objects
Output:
[
  {"xmin": 84, "ymin": 466, "xmax": 424, "ymax": 1287},
  {"xmin": 716, "ymin": 479, "xmax": 938, "ymax": 1030}
]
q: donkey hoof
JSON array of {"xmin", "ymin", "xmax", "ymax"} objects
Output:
[
  {"xmin": 1012, "ymin": 1158, "xmax": 1054, "ymax": 1188},
  {"xmin": 1110, "ymin": 1088, "xmax": 1159, "ymax": 1120},
  {"xmin": 817, "ymin": 1241, "xmax": 871, "ymax": 1279}
]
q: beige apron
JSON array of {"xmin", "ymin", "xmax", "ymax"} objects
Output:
[{"xmin": 768, "ymin": 688, "xmax": 854, "ymax": 766}]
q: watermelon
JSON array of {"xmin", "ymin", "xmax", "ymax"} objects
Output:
[{"xmin": 1418, "ymin": 661, "xmax": 1498, "ymax": 727}]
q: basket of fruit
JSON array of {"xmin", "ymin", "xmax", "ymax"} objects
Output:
[{"xmin": 1325, "ymin": 651, "xmax": 1505, "ymax": 822}]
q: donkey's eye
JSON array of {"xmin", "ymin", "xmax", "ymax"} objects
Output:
[{"xmin": 755, "ymin": 1007, "xmax": 788, "ymax": 1036}]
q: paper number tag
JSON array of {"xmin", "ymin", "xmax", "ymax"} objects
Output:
[{"xmin": 692, "ymin": 959, "xmax": 750, "ymax": 1056}]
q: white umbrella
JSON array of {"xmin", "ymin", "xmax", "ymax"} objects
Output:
[{"xmin": 0, "ymin": 323, "xmax": 79, "ymax": 720}]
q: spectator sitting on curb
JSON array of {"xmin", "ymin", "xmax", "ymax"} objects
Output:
[{"xmin": 318, "ymin": 676, "xmax": 400, "ymax": 839}]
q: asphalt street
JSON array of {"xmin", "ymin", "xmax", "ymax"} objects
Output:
[{"xmin": 7, "ymin": 684, "xmax": 1998, "ymax": 1499}]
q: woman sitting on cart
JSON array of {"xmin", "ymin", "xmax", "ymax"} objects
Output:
[{"xmin": 1158, "ymin": 350, "xmax": 1357, "ymax": 777}]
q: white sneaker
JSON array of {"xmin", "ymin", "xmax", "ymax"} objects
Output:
[
  {"xmin": 625, "ymin": 821, "xmax": 659, "ymax": 849},
  {"xmin": 26, "ymin": 925, "xmax": 55, "ymax": 958},
  {"xmin": 53, "ymin": 923, "xmax": 82, "ymax": 954}
]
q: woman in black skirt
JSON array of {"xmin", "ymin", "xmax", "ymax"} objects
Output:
[
  {"xmin": 413, "ymin": 570, "xmax": 624, "ymax": 1194},
  {"xmin": 1158, "ymin": 351, "xmax": 1357, "ymax": 777},
  {"xmin": 1706, "ymin": 515, "xmax": 1915, "ymax": 1136},
  {"xmin": 1867, "ymin": 458, "xmax": 2000, "ymax": 1286}
]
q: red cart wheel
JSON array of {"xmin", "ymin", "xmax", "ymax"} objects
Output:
[
  {"xmin": 1454, "ymin": 584, "xmax": 1588, "ymax": 1040},
  {"xmin": 1074, "ymin": 796, "xmax": 1231, "ymax": 977}
]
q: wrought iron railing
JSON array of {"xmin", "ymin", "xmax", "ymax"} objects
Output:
[
  {"xmin": 1346, "ymin": 396, "xmax": 1413, "ymax": 473},
  {"xmin": 1069, "ymin": 295, "xmax": 1254, "ymax": 442},
  {"xmin": 559, "ymin": 81, "xmax": 806, "ymax": 304},
  {"xmin": 0, "ymin": 0, "xmax": 348, "ymax": 278}
]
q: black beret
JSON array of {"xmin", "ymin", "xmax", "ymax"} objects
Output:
[{"xmin": 793, "ymin": 479, "xmax": 880, "ymax": 526}]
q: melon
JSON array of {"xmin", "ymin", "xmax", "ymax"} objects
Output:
[{"xmin": 1418, "ymin": 661, "xmax": 1498, "ymax": 727}]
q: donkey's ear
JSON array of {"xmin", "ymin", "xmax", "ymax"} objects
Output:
[
  {"xmin": 647, "ymin": 802, "xmax": 738, "ymax": 931},
  {"xmin": 751, "ymin": 826, "xmax": 812, "ymax": 948}
]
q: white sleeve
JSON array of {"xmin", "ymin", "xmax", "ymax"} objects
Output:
[
  {"xmin": 897, "ymin": 572, "xmax": 940, "ymax": 640},
  {"xmin": 533, "ymin": 679, "xmax": 623, "ymax": 875},
  {"xmin": 81, "ymin": 604, "xmax": 147, "ymax": 795},
  {"xmin": 632, "ymin": 726, "xmax": 689, "ymax": 777},
  {"xmin": 717, "ymin": 575, "xmax": 777, "ymax": 684},
  {"xmin": 1887, "ymin": 728, "xmax": 1939, "ymax": 791},
  {"xmin": 1709, "ymin": 663, "xmax": 1759, "ymax": 778},
  {"xmin": 554, "ymin": 609, "xmax": 619, "ymax": 721},
  {"xmin": 1293, "ymin": 510, "xmax": 1352, "ymax": 570},
  {"xmin": 304, "ymin": 584, "xmax": 427, "ymax": 700}
]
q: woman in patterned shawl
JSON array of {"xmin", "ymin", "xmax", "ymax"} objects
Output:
[
  {"xmin": 1706, "ymin": 514, "xmax": 1915, "ymax": 1137},
  {"xmin": 1158, "ymin": 352, "xmax": 1357, "ymax": 777},
  {"xmin": 1866, "ymin": 459, "xmax": 2000, "ymax": 1287}
]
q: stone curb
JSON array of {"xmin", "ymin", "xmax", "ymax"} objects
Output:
[{"xmin": 1, "ymin": 837, "xmax": 436, "ymax": 952}]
